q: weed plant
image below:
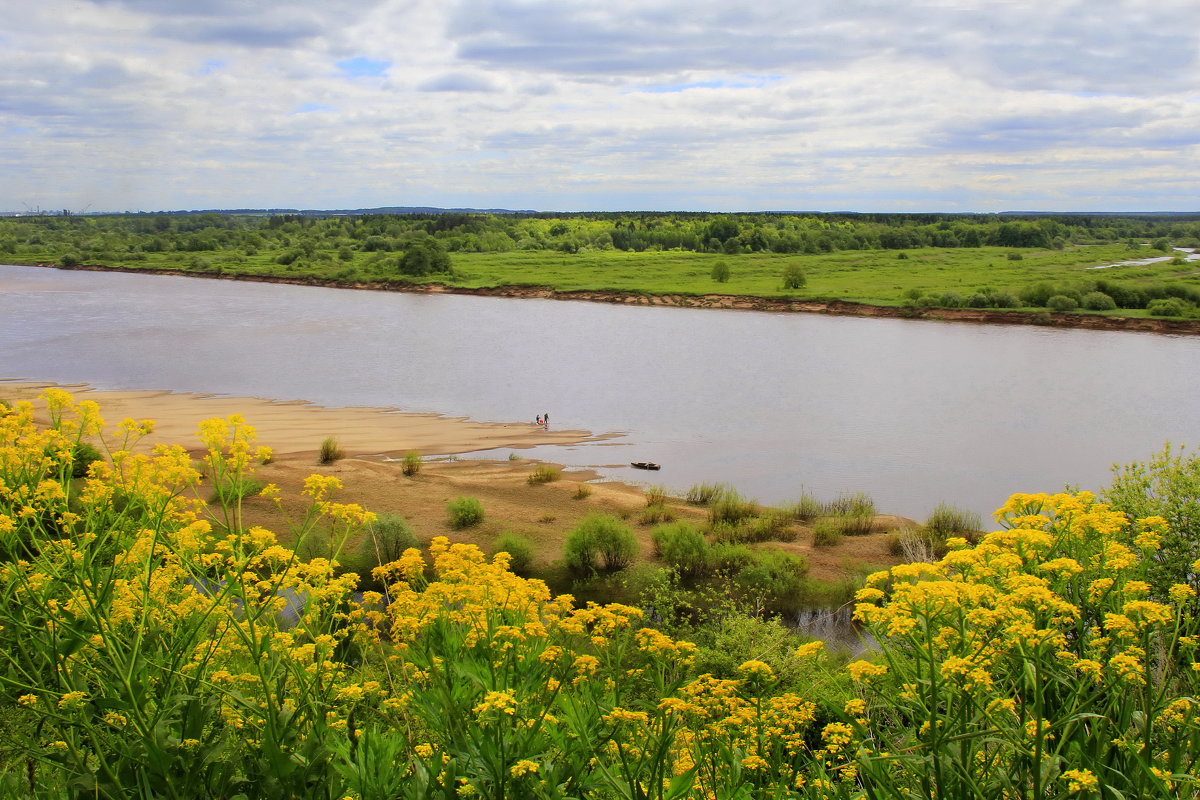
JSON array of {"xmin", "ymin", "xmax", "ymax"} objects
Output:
[
  {"xmin": 527, "ymin": 464, "xmax": 561, "ymax": 484},
  {"xmin": 686, "ymin": 482, "xmax": 730, "ymax": 505},
  {"xmin": 811, "ymin": 518, "xmax": 844, "ymax": 547},
  {"xmin": 319, "ymin": 436, "xmax": 345, "ymax": 465},
  {"xmin": 564, "ymin": 513, "xmax": 638, "ymax": 573},
  {"xmin": 708, "ymin": 490, "xmax": 757, "ymax": 525},
  {"xmin": 790, "ymin": 490, "xmax": 823, "ymax": 522},
  {"xmin": 572, "ymin": 483, "xmax": 593, "ymax": 500},
  {"xmin": 924, "ymin": 502, "xmax": 981, "ymax": 539},
  {"xmin": 401, "ymin": 450, "xmax": 422, "ymax": 476}
]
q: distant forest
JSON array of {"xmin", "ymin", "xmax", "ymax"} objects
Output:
[{"xmin": 2, "ymin": 211, "xmax": 1199, "ymax": 267}]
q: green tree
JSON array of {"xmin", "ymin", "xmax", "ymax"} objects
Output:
[
  {"xmin": 710, "ymin": 259, "xmax": 730, "ymax": 283},
  {"xmin": 781, "ymin": 265, "xmax": 806, "ymax": 290},
  {"xmin": 398, "ymin": 238, "xmax": 451, "ymax": 276}
]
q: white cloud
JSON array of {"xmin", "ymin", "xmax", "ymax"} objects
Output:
[{"xmin": 0, "ymin": 0, "xmax": 1198, "ymax": 211}]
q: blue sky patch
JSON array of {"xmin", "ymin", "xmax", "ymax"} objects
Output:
[{"xmin": 336, "ymin": 57, "xmax": 391, "ymax": 78}]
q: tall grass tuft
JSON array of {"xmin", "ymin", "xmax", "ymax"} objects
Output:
[
  {"xmin": 791, "ymin": 490, "xmax": 823, "ymax": 523},
  {"xmin": 811, "ymin": 518, "xmax": 844, "ymax": 547},
  {"xmin": 644, "ymin": 485, "xmax": 668, "ymax": 506},
  {"xmin": 564, "ymin": 513, "xmax": 638, "ymax": 573},
  {"xmin": 709, "ymin": 490, "xmax": 757, "ymax": 525},
  {"xmin": 925, "ymin": 502, "xmax": 981, "ymax": 539},
  {"xmin": 527, "ymin": 464, "xmax": 561, "ymax": 484},
  {"xmin": 319, "ymin": 436, "xmax": 345, "ymax": 465},
  {"xmin": 686, "ymin": 482, "xmax": 730, "ymax": 505},
  {"xmin": 824, "ymin": 491, "xmax": 876, "ymax": 517},
  {"xmin": 401, "ymin": 450, "xmax": 422, "ymax": 476}
]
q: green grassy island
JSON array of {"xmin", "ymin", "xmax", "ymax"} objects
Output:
[{"xmin": 5, "ymin": 210, "xmax": 1200, "ymax": 332}]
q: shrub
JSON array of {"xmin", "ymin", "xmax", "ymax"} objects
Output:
[
  {"xmin": 70, "ymin": 441, "xmax": 104, "ymax": 479},
  {"xmin": 811, "ymin": 519, "xmax": 843, "ymax": 547},
  {"xmin": 319, "ymin": 437, "xmax": 345, "ymax": 465},
  {"xmin": 925, "ymin": 502, "xmax": 981, "ymax": 539},
  {"xmin": 492, "ymin": 533, "xmax": 535, "ymax": 576},
  {"xmin": 401, "ymin": 450, "xmax": 421, "ymax": 476},
  {"xmin": 887, "ymin": 527, "xmax": 939, "ymax": 562},
  {"xmin": 1081, "ymin": 291, "xmax": 1117, "ymax": 311},
  {"xmin": 709, "ymin": 542, "xmax": 754, "ymax": 572},
  {"xmin": 686, "ymin": 482, "xmax": 728, "ymax": 505},
  {"xmin": 360, "ymin": 513, "xmax": 418, "ymax": 568},
  {"xmin": 447, "ymin": 496, "xmax": 484, "ymax": 529},
  {"xmin": 1006, "ymin": 251, "xmax": 1023, "ymax": 261},
  {"xmin": 834, "ymin": 512, "xmax": 876, "ymax": 536},
  {"xmin": 650, "ymin": 522, "xmax": 711, "ymax": 577},
  {"xmin": 742, "ymin": 510, "xmax": 796, "ymax": 543},
  {"xmin": 734, "ymin": 550, "xmax": 809, "ymax": 601},
  {"xmin": 573, "ymin": 483, "xmax": 593, "ymax": 500},
  {"xmin": 1147, "ymin": 297, "xmax": 1190, "ymax": 317},
  {"xmin": 781, "ymin": 265, "xmax": 807, "ymax": 290},
  {"xmin": 1047, "ymin": 294, "xmax": 1077, "ymax": 312},
  {"xmin": 528, "ymin": 464, "xmax": 561, "ymax": 484},
  {"xmin": 564, "ymin": 514, "xmax": 638, "ymax": 573},
  {"xmin": 710, "ymin": 490, "xmax": 757, "ymax": 525},
  {"xmin": 711, "ymin": 259, "xmax": 731, "ymax": 283}
]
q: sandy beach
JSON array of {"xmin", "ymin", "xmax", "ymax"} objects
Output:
[{"xmin": 1, "ymin": 379, "xmax": 909, "ymax": 581}]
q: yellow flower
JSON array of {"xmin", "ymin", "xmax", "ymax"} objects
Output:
[
  {"xmin": 510, "ymin": 760, "xmax": 539, "ymax": 777},
  {"xmin": 1062, "ymin": 768, "xmax": 1099, "ymax": 793},
  {"xmin": 846, "ymin": 660, "xmax": 888, "ymax": 683}
]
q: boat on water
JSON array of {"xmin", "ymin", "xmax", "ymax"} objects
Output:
[{"xmin": 630, "ymin": 461, "xmax": 661, "ymax": 471}]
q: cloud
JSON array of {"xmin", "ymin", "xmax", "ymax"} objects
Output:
[{"xmin": 417, "ymin": 72, "xmax": 500, "ymax": 92}]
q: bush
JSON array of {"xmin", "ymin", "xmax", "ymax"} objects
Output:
[
  {"xmin": 1047, "ymin": 294, "xmax": 1077, "ymax": 312},
  {"xmin": 644, "ymin": 485, "xmax": 668, "ymax": 506},
  {"xmin": 319, "ymin": 437, "xmax": 345, "ymax": 465},
  {"xmin": 401, "ymin": 450, "xmax": 421, "ymax": 476},
  {"xmin": 564, "ymin": 514, "xmax": 638, "ymax": 573},
  {"xmin": 528, "ymin": 464, "xmax": 561, "ymax": 484},
  {"xmin": 925, "ymin": 502, "xmax": 981, "ymax": 539},
  {"xmin": 1081, "ymin": 291, "xmax": 1117, "ymax": 311},
  {"xmin": 708, "ymin": 542, "xmax": 754, "ymax": 572},
  {"xmin": 573, "ymin": 483, "xmax": 593, "ymax": 500},
  {"xmin": 711, "ymin": 259, "xmax": 730, "ymax": 283},
  {"xmin": 492, "ymin": 533, "xmax": 535, "ymax": 576},
  {"xmin": 834, "ymin": 512, "xmax": 875, "ymax": 537},
  {"xmin": 709, "ymin": 490, "xmax": 757, "ymax": 525},
  {"xmin": 781, "ymin": 265, "xmax": 807, "ymax": 290},
  {"xmin": 811, "ymin": 519, "xmax": 843, "ymax": 547},
  {"xmin": 360, "ymin": 513, "xmax": 419, "ymax": 568},
  {"xmin": 1147, "ymin": 297, "xmax": 1190, "ymax": 317},
  {"xmin": 447, "ymin": 496, "xmax": 484, "ymax": 529},
  {"xmin": 651, "ymin": 522, "xmax": 711, "ymax": 577},
  {"xmin": 686, "ymin": 482, "xmax": 728, "ymax": 505},
  {"xmin": 740, "ymin": 510, "xmax": 796, "ymax": 543},
  {"xmin": 734, "ymin": 550, "xmax": 809, "ymax": 601},
  {"xmin": 70, "ymin": 441, "xmax": 104, "ymax": 479},
  {"xmin": 1006, "ymin": 251, "xmax": 1023, "ymax": 261}
]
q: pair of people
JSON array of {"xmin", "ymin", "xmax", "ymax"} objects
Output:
[{"xmin": 536, "ymin": 413, "xmax": 550, "ymax": 426}]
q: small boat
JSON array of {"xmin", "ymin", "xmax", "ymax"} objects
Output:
[{"xmin": 630, "ymin": 461, "xmax": 661, "ymax": 471}]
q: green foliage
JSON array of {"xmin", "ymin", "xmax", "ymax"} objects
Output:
[
  {"xmin": 639, "ymin": 503, "xmax": 676, "ymax": 525},
  {"xmin": 572, "ymin": 483, "xmax": 593, "ymax": 500},
  {"xmin": 790, "ymin": 490, "xmax": 823, "ymax": 523},
  {"xmin": 685, "ymin": 482, "xmax": 728, "ymax": 505},
  {"xmin": 710, "ymin": 259, "xmax": 730, "ymax": 283},
  {"xmin": 1047, "ymin": 294, "xmax": 1077, "ymax": 312},
  {"xmin": 70, "ymin": 441, "xmax": 103, "ymax": 479},
  {"xmin": 781, "ymin": 264, "xmax": 807, "ymax": 290},
  {"xmin": 924, "ymin": 502, "xmax": 981, "ymax": 539},
  {"xmin": 492, "ymin": 533, "xmax": 535, "ymax": 576},
  {"xmin": 1147, "ymin": 297, "xmax": 1191, "ymax": 317},
  {"xmin": 319, "ymin": 436, "xmax": 344, "ymax": 465},
  {"xmin": 397, "ymin": 237, "xmax": 451, "ymax": 276},
  {"xmin": 650, "ymin": 522, "xmax": 711, "ymax": 578},
  {"xmin": 564, "ymin": 513, "xmax": 638, "ymax": 573},
  {"xmin": 527, "ymin": 464, "xmax": 561, "ymax": 484},
  {"xmin": 811, "ymin": 519, "xmax": 844, "ymax": 547},
  {"xmin": 733, "ymin": 550, "xmax": 809, "ymax": 603},
  {"xmin": 1105, "ymin": 444, "xmax": 1200, "ymax": 593},
  {"xmin": 360, "ymin": 513, "xmax": 419, "ymax": 569},
  {"xmin": 824, "ymin": 491, "xmax": 876, "ymax": 517},
  {"xmin": 708, "ymin": 490, "xmax": 757, "ymax": 525},
  {"xmin": 644, "ymin": 485, "xmax": 668, "ymax": 506},
  {"xmin": 447, "ymin": 496, "xmax": 485, "ymax": 529},
  {"xmin": 401, "ymin": 450, "xmax": 422, "ymax": 476},
  {"xmin": 1081, "ymin": 291, "xmax": 1117, "ymax": 311}
]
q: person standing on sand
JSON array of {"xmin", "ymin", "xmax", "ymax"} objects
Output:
[
  {"xmin": 536, "ymin": 415, "xmax": 543, "ymax": 425},
  {"xmin": 543, "ymin": 412, "xmax": 549, "ymax": 426}
]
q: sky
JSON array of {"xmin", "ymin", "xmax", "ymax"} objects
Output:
[{"xmin": 3, "ymin": 0, "xmax": 1200, "ymax": 213}]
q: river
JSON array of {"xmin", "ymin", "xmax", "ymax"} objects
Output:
[{"xmin": 3, "ymin": 263, "xmax": 1199, "ymax": 522}]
